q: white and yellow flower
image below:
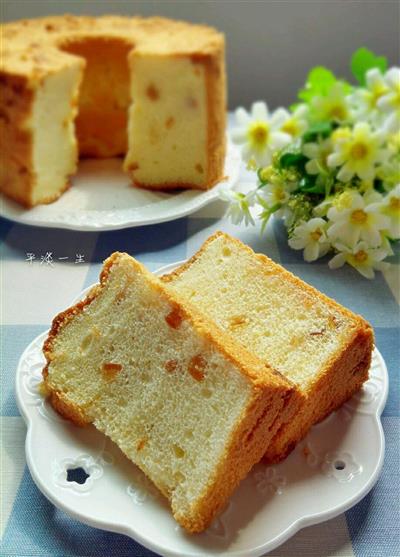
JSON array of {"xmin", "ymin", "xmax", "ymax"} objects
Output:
[
  {"xmin": 277, "ymin": 105, "xmax": 309, "ymax": 138},
  {"xmin": 302, "ymin": 138, "xmax": 333, "ymax": 175},
  {"xmin": 311, "ymin": 82, "xmax": 351, "ymax": 123},
  {"xmin": 377, "ymin": 67, "xmax": 400, "ymax": 132},
  {"xmin": 231, "ymin": 101, "xmax": 292, "ymax": 166},
  {"xmin": 288, "ymin": 218, "xmax": 331, "ymax": 261},
  {"xmin": 329, "ymin": 241, "xmax": 390, "ymax": 279},
  {"xmin": 219, "ymin": 188, "xmax": 256, "ymax": 226},
  {"xmin": 369, "ymin": 184, "xmax": 400, "ymax": 239},
  {"xmin": 349, "ymin": 68, "xmax": 389, "ymax": 119},
  {"xmin": 258, "ymin": 182, "xmax": 294, "ymax": 207},
  {"xmin": 327, "ymin": 122, "xmax": 388, "ymax": 182},
  {"xmin": 327, "ymin": 191, "xmax": 390, "ymax": 247}
]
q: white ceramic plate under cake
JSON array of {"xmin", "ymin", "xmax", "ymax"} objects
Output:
[
  {"xmin": 16, "ymin": 262, "xmax": 388, "ymax": 557},
  {"xmin": 1, "ymin": 142, "xmax": 240, "ymax": 231}
]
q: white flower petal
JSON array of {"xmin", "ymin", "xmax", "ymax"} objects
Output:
[
  {"xmin": 329, "ymin": 253, "xmax": 346, "ymax": 269},
  {"xmin": 288, "ymin": 237, "xmax": 306, "ymax": 250},
  {"xmin": 349, "ymin": 193, "xmax": 365, "ymax": 209},
  {"xmin": 319, "ymin": 243, "xmax": 331, "ymax": 257},
  {"xmin": 327, "ymin": 152, "xmax": 345, "ymax": 168},
  {"xmin": 310, "ymin": 217, "xmax": 328, "ymax": 229},
  {"xmin": 388, "ymin": 222, "xmax": 400, "ymax": 239},
  {"xmin": 230, "ymin": 127, "xmax": 247, "ymax": 144},
  {"xmin": 357, "ymin": 165, "xmax": 376, "ymax": 181},
  {"xmin": 304, "ymin": 242, "xmax": 319, "ymax": 262},
  {"xmin": 241, "ymin": 143, "xmax": 252, "ymax": 161},
  {"xmin": 373, "ymin": 246, "xmax": 392, "ymax": 262},
  {"xmin": 361, "ymin": 226, "xmax": 381, "ymax": 247},
  {"xmin": 251, "ymin": 101, "xmax": 269, "ymax": 120},
  {"xmin": 353, "ymin": 264, "xmax": 375, "ymax": 279},
  {"xmin": 305, "ymin": 159, "xmax": 320, "ymax": 175},
  {"xmin": 235, "ymin": 107, "xmax": 251, "ymax": 125},
  {"xmin": 372, "ymin": 212, "xmax": 391, "ymax": 229},
  {"xmin": 269, "ymin": 132, "xmax": 291, "ymax": 150},
  {"xmin": 337, "ymin": 163, "xmax": 355, "ymax": 182},
  {"xmin": 366, "ymin": 68, "xmax": 384, "ymax": 88},
  {"xmin": 384, "ymin": 67, "xmax": 400, "ymax": 87},
  {"xmin": 327, "ymin": 221, "xmax": 343, "ymax": 240},
  {"xmin": 302, "ymin": 143, "xmax": 319, "ymax": 159},
  {"xmin": 270, "ymin": 107, "xmax": 290, "ymax": 129},
  {"xmin": 254, "ymin": 149, "xmax": 272, "ymax": 167},
  {"xmin": 375, "ymin": 261, "xmax": 391, "ymax": 272}
]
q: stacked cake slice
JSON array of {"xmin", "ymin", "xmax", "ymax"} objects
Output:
[{"xmin": 42, "ymin": 233, "xmax": 373, "ymax": 532}]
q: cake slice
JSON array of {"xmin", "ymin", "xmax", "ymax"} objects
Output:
[
  {"xmin": 42, "ymin": 252, "xmax": 296, "ymax": 532},
  {"xmin": 0, "ymin": 48, "xmax": 84, "ymax": 206},
  {"xmin": 162, "ymin": 232, "xmax": 374, "ymax": 462}
]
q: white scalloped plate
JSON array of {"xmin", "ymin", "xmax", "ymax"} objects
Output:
[
  {"xmin": 1, "ymin": 141, "xmax": 240, "ymax": 231},
  {"xmin": 16, "ymin": 263, "xmax": 388, "ymax": 557}
]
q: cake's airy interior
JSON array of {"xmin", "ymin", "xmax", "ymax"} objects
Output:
[
  {"xmin": 40, "ymin": 38, "xmax": 210, "ymax": 192},
  {"xmin": 61, "ymin": 38, "xmax": 132, "ymax": 159}
]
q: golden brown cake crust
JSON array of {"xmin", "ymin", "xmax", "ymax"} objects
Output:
[
  {"xmin": 162, "ymin": 231, "xmax": 374, "ymax": 463},
  {"xmin": 0, "ymin": 73, "xmax": 35, "ymax": 206},
  {"xmin": 1, "ymin": 16, "xmax": 225, "ymax": 76}
]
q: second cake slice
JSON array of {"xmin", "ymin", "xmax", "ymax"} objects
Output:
[{"xmin": 162, "ymin": 232, "xmax": 374, "ymax": 462}]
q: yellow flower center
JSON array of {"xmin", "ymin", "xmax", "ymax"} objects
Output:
[
  {"xmin": 370, "ymin": 84, "xmax": 387, "ymax": 108},
  {"xmin": 350, "ymin": 142, "xmax": 369, "ymax": 160},
  {"xmin": 354, "ymin": 250, "xmax": 368, "ymax": 263},
  {"xmin": 335, "ymin": 190, "xmax": 354, "ymax": 210},
  {"xmin": 310, "ymin": 229, "xmax": 322, "ymax": 242},
  {"xmin": 351, "ymin": 209, "xmax": 368, "ymax": 224},
  {"xmin": 275, "ymin": 188, "xmax": 287, "ymax": 202},
  {"xmin": 329, "ymin": 104, "xmax": 347, "ymax": 121},
  {"xmin": 248, "ymin": 122, "xmax": 269, "ymax": 149},
  {"xmin": 282, "ymin": 120, "xmax": 298, "ymax": 136},
  {"xmin": 390, "ymin": 196, "xmax": 400, "ymax": 211}
]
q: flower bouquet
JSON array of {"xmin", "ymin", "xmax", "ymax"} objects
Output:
[{"xmin": 223, "ymin": 48, "xmax": 399, "ymax": 278}]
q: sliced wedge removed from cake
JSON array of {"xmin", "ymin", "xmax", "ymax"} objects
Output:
[
  {"xmin": 162, "ymin": 232, "xmax": 374, "ymax": 462},
  {"xmin": 42, "ymin": 252, "xmax": 296, "ymax": 533}
]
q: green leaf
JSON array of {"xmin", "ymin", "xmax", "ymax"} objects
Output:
[
  {"xmin": 280, "ymin": 152, "xmax": 308, "ymax": 170},
  {"xmin": 259, "ymin": 203, "xmax": 282, "ymax": 234},
  {"xmin": 297, "ymin": 175, "xmax": 325, "ymax": 195},
  {"xmin": 298, "ymin": 67, "xmax": 337, "ymax": 103},
  {"xmin": 374, "ymin": 178, "xmax": 386, "ymax": 193},
  {"xmin": 350, "ymin": 47, "xmax": 388, "ymax": 85},
  {"xmin": 289, "ymin": 102, "xmax": 302, "ymax": 112},
  {"xmin": 303, "ymin": 122, "xmax": 333, "ymax": 143}
]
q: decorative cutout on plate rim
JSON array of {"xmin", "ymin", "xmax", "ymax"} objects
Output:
[
  {"xmin": 253, "ymin": 467, "xmax": 286, "ymax": 495},
  {"xmin": 207, "ymin": 500, "xmax": 234, "ymax": 539},
  {"xmin": 321, "ymin": 452, "xmax": 362, "ymax": 483},
  {"xmin": 343, "ymin": 352, "xmax": 384, "ymax": 415},
  {"xmin": 20, "ymin": 336, "xmax": 67, "ymax": 424},
  {"xmin": 302, "ymin": 442, "xmax": 362, "ymax": 482},
  {"xmin": 53, "ymin": 454, "xmax": 104, "ymax": 493}
]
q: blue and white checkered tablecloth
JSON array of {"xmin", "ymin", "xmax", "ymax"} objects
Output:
[{"xmin": 1, "ymin": 159, "xmax": 399, "ymax": 557}]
